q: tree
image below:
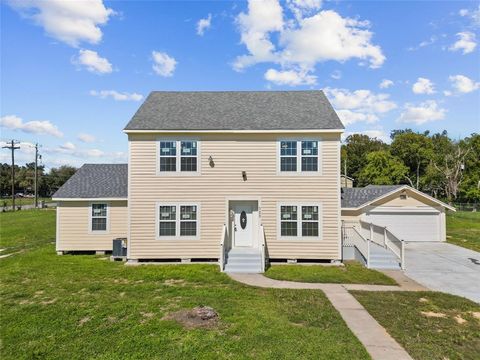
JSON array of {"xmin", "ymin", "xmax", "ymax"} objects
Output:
[
  {"xmin": 341, "ymin": 134, "xmax": 388, "ymax": 185},
  {"xmin": 358, "ymin": 151, "xmax": 409, "ymax": 185},
  {"xmin": 390, "ymin": 132, "xmax": 434, "ymax": 189},
  {"xmin": 458, "ymin": 133, "xmax": 480, "ymax": 203}
]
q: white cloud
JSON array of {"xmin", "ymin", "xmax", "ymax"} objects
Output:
[
  {"xmin": 74, "ymin": 49, "xmax": 113, "ymax": 74},
  {"xmin": 412, "ymin": 77, "xmax": 435, "ymax": 94},
  {"xmin": 77, "ymin": 133, "xmax": 96, "ymax": 143},
  {"xmin": 407, "ymin": 36, "xmax": 437, "ymax": 51},
  {"xmin": 324, "ymin": 88, "xmax": 396, "ymax": 126},
  {"xmin": 89, "ymin": 90, "xmax": 143, "ymax": 101},
  {"xmin": 330, "ymin": 70, "xmax": 342, "ymax": 80},
  {"xmin": 449, "ymin": 32, "xmax": 477, "ymax": 54},
  {"xmin": 196, "ymin": 13, "xmax": 212, "ymax": 36},
  {"xmin": 60, "ymin": 142, "xmax": 76, "ymax": 151},
  {"xmin": 234, "ymin": 1, "xmax": 384, "ymax": 85},
  {"xmin": 459, "ymin": 6, "xmax": 480, "ymax": 28},
  {"xmin": 264, "ymin": 68, "xmax": 316, "ymax": 86},
  {"xmin": 379, "ymin": 79, "xmax": 393, "ymax": 89},
  {"xmin": 7, "ymin": 0, "xmax": 115, "ymax": 47},
  {"xmin": 398, "ymin": 100, "xmax": 446, "ymax": 125},
  {"xmin": 151, "ymin": 51, "xmax": 177, "ymax": 77},
  {"xmin": 0, "ymin": 114, "xmax": 63, "ymax": 138},
  {"xmin": 287, "ymin": 0, "xmax": 322, "ymax": 20},
  {"xmin": 448, "ymin": 74, "xmax": 480, "ymax": 94}
]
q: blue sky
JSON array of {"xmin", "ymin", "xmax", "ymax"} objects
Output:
[{"xmin": 1, "ymin": 0, "xmax": 479, "ymax": 170}]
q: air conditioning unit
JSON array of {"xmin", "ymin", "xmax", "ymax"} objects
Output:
[{"xmin": 112, "ymin": 238, "xmax": 127, "ymax": 260}]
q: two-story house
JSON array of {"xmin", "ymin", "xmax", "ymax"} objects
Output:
[
  {"xmin": 52, "ymin": 91, "xmax": 453, "ymax": 272},
  {"xmin": 53, "ymin": 91, "xmax": 344, "ymax": 271}
]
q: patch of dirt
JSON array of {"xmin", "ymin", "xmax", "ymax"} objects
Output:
[
  {"xmin": 421, "ymin": 311, "xmax": 447, "ymax": 318},
  {"xmin": 162, "ymin": 306, "xmax": 219, "ymax": 329},
  {"xmin": 163, "ymin": 279, "xmax": 187, "ymax": 286},
  {"xmin": 140, "ymin": 311, "xmax": 155, "ymax": 323},
  {"xmin": 119, "ymin": 292, "xmax": 126, "ymax": 297},
  {"xmin": 469, "ymin": 311, "xmax": 480, "ymax": 319},
  {"xmin": 454, "ymin": 315, "xmax": 467, "ymax": 324},
  {"xmin": 40, "ymin": 298, "xmax": 57, "ymax": 305},
  {"xmin": 418, "ymin": 297, "xmax": 429, "ymax": 303},
  {"xmin": 78, "ymin": 316, "xmax": 91, "ymax": 326},
  {"xmin": 19, "ymin": 299, "xmax": 35, "ymax": 305}
]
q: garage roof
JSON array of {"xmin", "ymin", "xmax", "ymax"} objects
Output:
[
  {"xmin": 341, "ymin": 185, "xmax": 403, "ymax": 208},
  {"xmin": 341, "ymin": 185, "xmax": 455, "ymax": 211},
  {"xmin": 52, "ymin": 164, "xmax": 128, "ymax": 199}
]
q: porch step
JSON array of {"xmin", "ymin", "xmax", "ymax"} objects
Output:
[{"xmin": 224, "ymin": 248, "xmax": 263, "ymax": 273}]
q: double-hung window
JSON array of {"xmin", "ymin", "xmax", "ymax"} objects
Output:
[
  {"xmin": 279, "ymin": 203, "xmax": 321, "ymax": 239},
  {"xmin": 91, "ymin": 203, "xmax": 108, "ymax": 232},
  {"xmin": 157, "ymin": 203, "xmax": 199, "ymax": 239},
  {"xmin": 279, "ymin": 140, "xmax": 319, "ymax": 174},
  {"xmin": 159, "ymin": 140, "xmax": 198, "ymax": 174}
]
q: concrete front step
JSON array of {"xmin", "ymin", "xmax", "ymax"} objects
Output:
[{"xmin": 224, "ymin": 248, "xmax": 263, "ymax": 273}]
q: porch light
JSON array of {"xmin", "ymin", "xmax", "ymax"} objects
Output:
[
  {"xmin": 242, "ymin": 171, "xmax": 247, "ymax": 181},
  {"xmin": 208, "ymin": 155, "xmax": 215, "ymax": 168}
]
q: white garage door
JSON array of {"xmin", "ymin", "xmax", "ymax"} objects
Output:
[{"xmin": 364, "ymin": 210, "xmax": 441, "ymax": 242}]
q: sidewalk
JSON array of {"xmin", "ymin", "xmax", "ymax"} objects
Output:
[{"xmin": 229, "ymin": 273, "xmax": 413, "ymax": 360}]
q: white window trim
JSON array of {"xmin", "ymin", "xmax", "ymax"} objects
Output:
[
  {"xmin": 89, "ymin": 202, "xmax": 110, "ymax": 234},
  {"xmin": 155, "ymin": 202, "xmax": 201, "ymax": 240},
  {"xmin": 277, "ymin": 138, "xmax": 322, "ymax": 176},
  {"xmin": 277, "ymin": 201, "xmax": 322, "ymax": 241},
  {"xmin": 156, "ymin": 138, "xmax": 201, "ymax": 176}
]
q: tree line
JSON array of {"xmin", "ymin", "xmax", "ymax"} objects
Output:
[
  {"xmin": 342, "ymin": 130, "xmax": 479, "ymax": 204},
  {"xmin": 0, "ymin": 163, "xmax": 77, "ymax": 198}
]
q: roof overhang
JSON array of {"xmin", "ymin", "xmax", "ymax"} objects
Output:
[
  {"xmin": 342, "ymin": 185, "xmax": 456, "ymax": 212},
  {"xmin": 53, "ymin": 197, "xmax": 128, "ymax": 201},
  {"xmin": 123, "ymin": 129, "xmax": 345, "ymax": 134}
]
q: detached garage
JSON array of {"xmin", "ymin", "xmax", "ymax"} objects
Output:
[{"xmin": 341, "ymin": 185, "xmax": 454, "ymax": 243}]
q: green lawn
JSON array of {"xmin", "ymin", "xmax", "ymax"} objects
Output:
[
  {"xmin": 0, "ymin": 210, "xmax": 369, "ymax": 359},
  {"xmin": 446, "ymin": 211, "xmax": 480, "ymax": 252},
  {"xmin": 352, "ymin": 291, "xmax": 480, "ymax": 360},
  {"xmin": 1, "ymin": 197, "xmax": 52, "ymax": 207},
  {"xmin": 0, "ymin": 209, "xmax": 56, "ymax": 254},
  {"xmin": 265, "ymin": 261, "xmax": 397, "ymax": 285}
]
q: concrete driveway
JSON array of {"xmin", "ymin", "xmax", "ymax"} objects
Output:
[{"xmin": 405, "ymin": 242, "xmax": 480, "ymax": 303}]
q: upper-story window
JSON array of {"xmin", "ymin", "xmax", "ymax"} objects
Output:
[
  {"xmin": 159, "ymin": 140, "xmax": 199, "ymax": 174},
  {"xmin": 279, "ymin": 140, "xmax": 320, "ymax": 174}
]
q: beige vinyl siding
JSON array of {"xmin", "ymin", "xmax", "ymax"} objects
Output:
[
  {"xmin": 57, "ymin": 200, "xmax": 128, "ymax": 251},
  {"xmin": 129, "ymin": 133, "xmax": 341, "ymax": 260}
]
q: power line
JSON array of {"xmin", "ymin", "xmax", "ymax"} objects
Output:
[{"xmin": 2, "ymin": 140, "xmax": 20, "ymax": 211}]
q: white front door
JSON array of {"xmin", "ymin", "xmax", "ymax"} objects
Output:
[{"xmin": 233, "ymin": 202, "xmax": 255, "ymax": 247}]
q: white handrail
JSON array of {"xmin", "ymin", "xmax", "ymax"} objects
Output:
[
  {"xmin": 259, "ymin": 224, "xmax": 266, "ymax": 272},
  {"xmin": 342, "ymin": 222, "xmax": 370, "ymax": 267},
  {"xmin": 359, "ymin": 219, "xmax": 405, "ymax": 270},
  {"xmin": 219, "ymin": 224, "xmax": 227, "ymax": 272}
]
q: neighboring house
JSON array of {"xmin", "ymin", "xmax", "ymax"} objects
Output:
[
  {"xmin": 340, "ymin": 174, "xmax": 354, "ymax": 188},
  {"xmin": 53, "ymin": 91, "xmax": 453, "ymax": 272},
  {"xmin": 54, "ymin": 91, "xmax": 344, "ymax": 272}
]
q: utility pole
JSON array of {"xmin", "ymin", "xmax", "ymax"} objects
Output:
[
  {"xmin": 2, "ymin": 140, "xmax": 20, "ymax": 211},
  {"xmin": 34, "ymin": 143, "xmax": 40, "ymax": 208}
]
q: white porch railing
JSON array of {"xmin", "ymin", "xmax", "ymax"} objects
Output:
[
  {"xmin": 342, "ymin": 221, "xmax": 370, "ymax": 267},
  {"xmin": 358, "ymin": 220, "xmax": 405, "ymax": 270},
  {"xmin": 219, "ymin": 224, "xmax": 227, "ymax": 272},
  {"xmin": 259, "ymin": 224, "xmax": 266, "ymax": 272}
]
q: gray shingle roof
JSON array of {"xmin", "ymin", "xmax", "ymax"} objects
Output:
[
  {"xmin": 341, "ymin": 185, "xmax": 404, "ymax": 208},
  {"xmin": 52, "ymin": 164, "xmax": 128, "ymax": 199},
  {"xmin": 124, "ymin": 91, "xmax": 344, "ymax": 131}
]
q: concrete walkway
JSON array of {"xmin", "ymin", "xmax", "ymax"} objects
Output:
[
  {"xmin": 229, "ymin": 273, "xmax": 413, "ymax": 360},
  {"xmin": 405, "ymin": 242, "xmax": 480, "ymax": 303}
]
